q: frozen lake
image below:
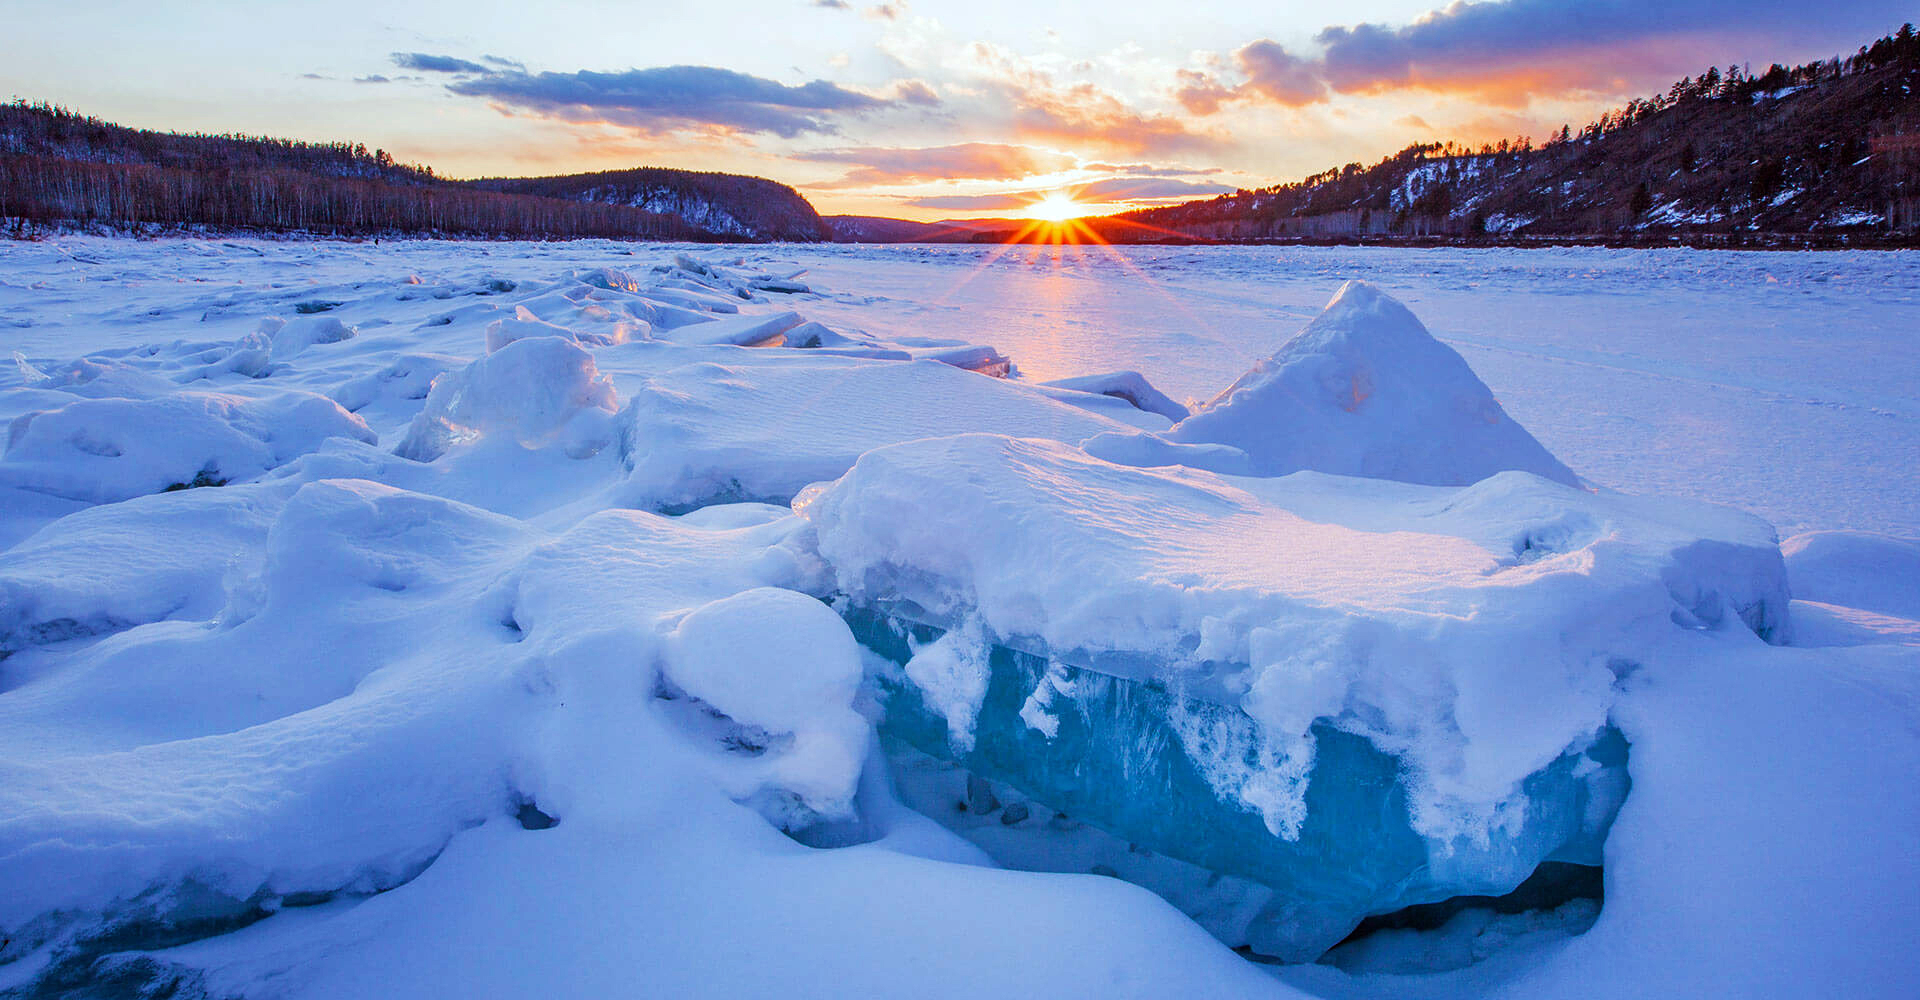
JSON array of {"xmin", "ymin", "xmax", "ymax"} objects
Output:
[
  {"xmin": 8, "ymin": 238, "xmax": 1909, "ymax": 537},
  {"xmin": 2, "ymin": 236, "xmax": 1916, "ymax": 999},
  {"xmin": 785, "ymin": 243, "xmax": 1920, "ymax": 540}
]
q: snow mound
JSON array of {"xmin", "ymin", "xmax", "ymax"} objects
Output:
[
  {"xmin": 1042, "ymin": 370, "xmax": 1191, "ymax": 421},
  {"xmin": 665, "ymin": 587, "xmax": 868, "ymax": 825},
  {"xmin": 176, "ymin": 331, "xmax": 274, "ymax": 382},
  {"xmin": 10, "ymin": 353, "xmax": 184, "ymax": 400},
  {"xmin": 651, "ymin": 310, "xmax": 806, "ymax": 348},
  {"xmin": 328, "ymin": 353, "xmax": 465, "ymax": 414},
  {"xmin": 1081, "ymin": 430, "xmax": 1252, "ymax": 475},
  {"xmin": 1782, "ymin": 530, "xmax": 1920, "ymax": 621},
  {"xmin": 616, "ymin": 354, "xmax": 1138, "ymax": 511},
  {"xmin": 269, "ymin": 315, "xmax": 357, "ymax": 361},
  {"xmin": 0, "ymin": 480, "xmax": 535, "ymax": 961},
  {"xmin": 485, "ymin": 309, "xmax": 582, "ymax": 353},
  {"xmin": 1, "ymin": 390, "xmax": 376, "ymax": 503},
  {"xmin": 801, "ymin": 433, "xmax": 1786, "ymax": 834},
  {"xmin": 1168, "ymin": 281, "xmax": 1577, "ymax": 487},
  {"xmin": 395, "ymin": 336, "xmax": 618, "ymax": 462},
  {"xmin": 0, "ymin": 484, "xmax": 282, "ymax": 655}
]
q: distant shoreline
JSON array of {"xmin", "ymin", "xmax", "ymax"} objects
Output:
[{"xmin": 10, "ymin": 221, "xmax": 1915, "ymax": 252}]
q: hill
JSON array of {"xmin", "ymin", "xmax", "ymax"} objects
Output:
[
  {"xmin": 825, "ymin": 215, "xmax": 1025, "ymax": 242},
  {"xmin": 0, "ymin": 103, "xmax": 822, "ymax": 241},
  {"xmin": 1108, "ymin": 26, "xmax": 1919, "ymax": 245},
  {"xmin": 471, "ymin": 168, "xmax": 829, "ymax": 242}
]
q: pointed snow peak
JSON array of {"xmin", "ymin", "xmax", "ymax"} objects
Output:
[{"xmin": 1169, "ymin": 280, "xmax": 1579, "ymax": 488}]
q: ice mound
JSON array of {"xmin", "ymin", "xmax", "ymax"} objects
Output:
[
  {"xmin": 1042, "ymin": 370, "xmax": 1191, "ymax": 422},
  {"xmin": 0, "ymin": 481, "xmax": 536, "ymax": 963},
  {"xmin": 485, "ymin": 309, "xmax": 584, "ymax": 353},
  {"xmin": 0, "ymin": 391, "xmax": 376, "ymax": 504},
  {"xmin": 651, "ymin": 310, "xmax": 807, "ymax": 348},
  {"xmin": 1080, "ymin": 430, "xmax": 1252, "ymax": 474},
  {"xmin": 176, "ymin": 331, "xmax": 274, "ymax": 382},
  {"xmin": 800, "ymin": 433, "xmax": 1787, "ymax": 957},
  {"xmin": 1167, "ymin": 281, "xmax": 1578, "ymax": 487},
  {"xmin": 395, "ymin": 336, "xmax": 618, "ymax": 462},
  {"xmin": 0, "ymin": 484, "xmax": 281, "ymax": 656},
  {"xmin": 1779, "ymin": 530, "xmax": 1920, "ymax": 646},
  {"xmin": 268, "ymin": 315, "xmax": 356, "ymax": 361},
  {"xmin": 1782, "ymin": 530, "xmax": 1920, "ymax": 621},
  {"xmin": 328, "ymin": 353, "xmax": 466, "ymax": 415},
  {"xmin": 664, "ymin": 587, "xmax": 868, "ymax": 826},
  {"xmin": 9, "ymin": 353, "xmax": 185, "ymax": 400},
  {"xmin": 615, "ymin": 354, "xmax": 1139, "ymax": 512}
]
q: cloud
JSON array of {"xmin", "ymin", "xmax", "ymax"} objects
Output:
[
  {"xmin": 891, "ymin": 80, "xmax": 941, "ymax": 106},
  {"xmin": 1180, "ymin": 0, "xmax": 1896, "ymax": 111},
  {"xmin": 902, "ymin": 193, "xmax": 1031, "ymax": 211},
  {"xmin": 482, "ymin": 54, "xmax": 526, "ymax": 72},
  {"xmin": 1083, "ymin": 162, "xmax": 1225, "ymax": 178},
  {"xmin": 812, "ymin": 0, "xmax": 850, "ymax": 7},
  {"xmin": 1008, "ymin": 81, "xmax": 1221, "ymax": 155},
  {"xmin": 443, "ymin": 65, "xmax": 889, "ymax": 138},
  {"xmin": 1177, "ymin": 39, "xmax": 1325, "ymax": 113},
  {"xmin": 355, "ymin": 74, "xmax": 392, "ymax": 84},
  {"xmin": 947, "ymin": 39, "xmax": 1220, "ymax": 157},
  {"xmin": 798, "ymin": 142, "xmax": 1075, "ymax": 187},
  {"xmin": 902, "ymin": 175, "xmax": 1236, "ymax": 212},
  {"xmin": 1236, "ymin": 39, "xmax": 1327, "ymax": 105},
  {"xmin": 392, "ymin": 52, "xmax": 490, "ymax": 74},
  {"xmin": 1073, "ymin": 177, "xmax": 1236, "ymax": 200}
]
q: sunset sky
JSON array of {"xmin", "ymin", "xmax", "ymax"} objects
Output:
[{"xmin": 4, "ymin": 1, "xmax": 1907, "ymax": 220}]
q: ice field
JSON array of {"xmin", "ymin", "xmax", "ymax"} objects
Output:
[{"xmin": 1, "ymin": 237, "xmax": 1916, "ymax": 999}]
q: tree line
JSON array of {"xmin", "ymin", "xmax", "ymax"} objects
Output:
[
  {"xmin": 0, "ymin": 154, "xmax": 702, "ymax": 240},
  {"xmin": 1120, "ymin": 23, "xmax": 1919, "ymax": 240},
  {"xmin": 0, "ymin": 100, "xmax": 805, "ymax": 240}
]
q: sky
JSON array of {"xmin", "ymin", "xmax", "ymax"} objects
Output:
[{"xmin": 3, "ymin": 1, "xmax": 1910, "ymax": 220}]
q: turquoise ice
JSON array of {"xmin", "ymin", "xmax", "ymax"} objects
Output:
[{"xmin": 848, "ymin": 606, "xmax": 1629, "ymax": 961}]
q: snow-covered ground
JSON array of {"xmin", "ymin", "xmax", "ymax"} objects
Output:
[
  {"xmin": 780, "ymin": 242, "xmax": 1920, "ymax": 539},
  {"xmin": 1, "ymin": 237, "xmax": 1916, "ymax": 999}
]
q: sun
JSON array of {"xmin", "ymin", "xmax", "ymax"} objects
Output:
[{"xmin": 1025, "ymin": 193, "xmax": 1089, "ymax": 222}]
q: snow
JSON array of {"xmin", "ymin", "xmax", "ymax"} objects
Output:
[
  {"xmin": 2, "ymin": 389, "xmax": 375, "ymax": 504},
  {"xmin": 1781, "ymin": 530, "xmax": 1920, "ymax": 620},
  {"xmin": 1642, "ymin": 198, "xmax": 1727, "ymax": 226},
  {"xmin": 268, "ymin": 315, "xmax": 356, "ymax": 361},
  {"xmin": 615, "ymin": 350, "xmax": 1134, "ymax": 511},
  {"xmin": 0, "ymin": 236, "xmax": 1914, "ymax": 999},
  {"xmin": 664, "ymin": 586, "xmax": 869, "ymax": 825},
  {"xmin": 1165, "ymin": 281, "xmax": 1578, "ymax": 487},
  {"xmin": 1042, "ymin": 369, "xmax": 1192, "ymax": 421},
  {"xmin": 1822, "ymin": 208, "xmax": 1886, "ymax": 227},
  {"xmin": 393, "ymin": 335, "xmax": 618, "ymax": 462},
  {"xmin": 801, "ymin": 432, "xmax": 1784, "ymax": 838}
]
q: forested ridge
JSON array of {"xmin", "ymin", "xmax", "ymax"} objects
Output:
[
  {"xmin": 470, "ymin": 168, "xmax": 830, "ymax": 242},
  {"xmin": 0, "ymin": 102, "xmax": 817, "ymax": 241},
  {"xmin": 1097, "ymin": 25, "xmax": 1920, "ymax": 245}
]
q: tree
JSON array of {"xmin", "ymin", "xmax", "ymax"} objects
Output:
[{"xmin": 1629, "ymin": 181, "xmax": 1653, "ymax": 218}]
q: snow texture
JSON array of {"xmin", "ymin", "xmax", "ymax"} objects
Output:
[{"xmin": 0, "ymin": 236, "xmax": 1912, "ymax": 1000}]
